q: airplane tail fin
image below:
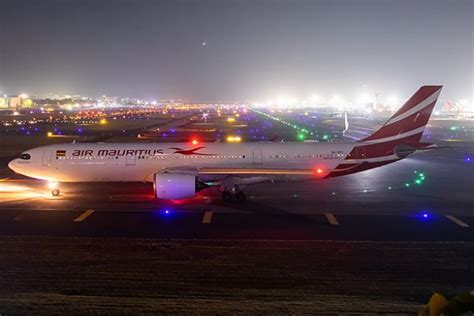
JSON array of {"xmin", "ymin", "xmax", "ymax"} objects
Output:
[
  {"xmin": 361, "ymin": 85, "xmax": 442, "ymax": 144},
  {"xmin": 328, "ymin": 86, "xmax": 442, "ymax": 178}
]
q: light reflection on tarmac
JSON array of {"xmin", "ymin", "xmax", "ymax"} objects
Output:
[{"xmin": 0, "ymin": 179, "xmax": 52, "ymax": 202}]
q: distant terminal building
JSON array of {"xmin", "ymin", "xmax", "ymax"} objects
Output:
[
  {"xmin": 0, "ymin": 96, "xmax": 7, "ymax": 109},
  {"xmin": 0, "ymin": 94, "xmax": 34, "ymax": 109}
]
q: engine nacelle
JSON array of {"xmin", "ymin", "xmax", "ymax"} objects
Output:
[{"xmin": 154, "ymin": 173, "xmax": 197, "ymax": 200}]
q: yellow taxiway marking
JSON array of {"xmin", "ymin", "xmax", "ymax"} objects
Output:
[
  {"xmin": 445, "ymin": 215, "xmax": 470, "ymax": 228},
  {"xmin": 202, "ymin": 211, "xmax": 213, "ymax": 224},
  {"xmin": 324, "ymin": 213, "xmax": 340, "ymax": 226},
  {"xmin": 74, "ymin": 209, "xmax": 95, "ymax": 222}
]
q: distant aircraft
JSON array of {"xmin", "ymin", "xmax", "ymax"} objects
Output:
[
  {"xmin": 342, "ymin": 111, "xmax": 349, "ymax": 136},
  {"xmin": 9, "ymin": 86, "xmax": 442, "ymax": 201}
]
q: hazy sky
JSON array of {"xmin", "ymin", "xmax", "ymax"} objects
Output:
[{"xmin": 0, "ymin": 0, "xmax": 472, "ymax": 102}]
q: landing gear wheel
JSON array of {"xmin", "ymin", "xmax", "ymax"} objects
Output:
[
  {"xmin": 235, "ymin": 191, "xmax": 247, "ymax": 202},
  {"xmin": 221, "ymin": 191, "xmax": 232, "ymax": 201},
  {"xmin": 221, "ymin": 190, "xmax": 246, "ymax": 202},
  {"xmin": 52, "ymin": 189, "xmax": 60, "ymax": 197}
]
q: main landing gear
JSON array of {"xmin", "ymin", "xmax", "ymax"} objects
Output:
[{"xmin": 221, "ymin": 185, "xmax": 247, "ymax": 202}]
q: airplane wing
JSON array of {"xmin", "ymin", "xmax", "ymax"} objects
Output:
[{"xmin": 197, "ymin": 168, "xmax": 315, "ymax": 175}]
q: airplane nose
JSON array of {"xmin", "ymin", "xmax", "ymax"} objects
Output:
[{"xmin": 8, "ymin": 160, "xmax": 17, "ymax": 172}]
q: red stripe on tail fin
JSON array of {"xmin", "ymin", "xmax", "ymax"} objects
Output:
[{"xmin": 361, "ymin": 85, "xmax": 442, "ymax": 143}]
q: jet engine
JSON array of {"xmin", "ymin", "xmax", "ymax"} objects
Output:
[{"xmin": 154, "ymin": 173, "xmax": 201, "ymax": 200}]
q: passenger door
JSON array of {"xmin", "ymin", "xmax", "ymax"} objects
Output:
[
  {"xmin": 355, "ymin": 146, "xmax": 367, "ymax": 160},
  {"xmin": 42, "ymin": 150, "xmax": 52, "ymax": 166},
  {"xmin": 252, "ymin": 149, "xmax": 263, "ymax": 165},
  {"xmin": 126, "ymin": 154, "xmax": 136, "ymax": 166}
]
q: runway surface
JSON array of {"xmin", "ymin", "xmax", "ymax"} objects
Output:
[{"xmin": 0, "ymin": 208, "xmax": 472, "ymax": 241}]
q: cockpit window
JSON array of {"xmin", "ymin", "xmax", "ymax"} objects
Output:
[{"xmin": 19, "ymin": 153, "xmax": 31, "ymax": 160}]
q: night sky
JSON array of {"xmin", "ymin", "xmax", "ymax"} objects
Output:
[{"xmin": 0, "ymin": 0, "xmax": 472, "ymax": 102}]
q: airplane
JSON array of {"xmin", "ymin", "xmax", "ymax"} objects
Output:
[{"xmin": 8, "ymin": 85, "xmax": 442, "ymax": 201}]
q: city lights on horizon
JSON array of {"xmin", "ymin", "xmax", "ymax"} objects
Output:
[
  {"xmin": 0, "ymin": 89, "xmax": 472, "ymax": 118},
  {"xmin": 252, "ymin": 91, "xmax": 407, "ymax": 111}
]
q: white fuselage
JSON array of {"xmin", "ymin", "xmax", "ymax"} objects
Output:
[{"xmin": 8, "ymin": 142, "xmax": 357, "ymax": 182}]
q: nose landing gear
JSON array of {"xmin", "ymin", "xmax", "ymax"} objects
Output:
[
  {"xmin": 221, "ymin": 185, "xmax": 247, "ymax": 202},
  {"xmin": 48, "ymin": 181, "xmax": 60, "ymax": 197}
]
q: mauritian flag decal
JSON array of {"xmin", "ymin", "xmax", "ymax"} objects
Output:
[{"xmin": 56, "ymin": 150, "xmax": 66, "ymax": 157}]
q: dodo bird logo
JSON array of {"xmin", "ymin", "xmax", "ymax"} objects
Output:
[{"xmin": 169, "ymin": 147, "xmax": 215, "ymax": 156}]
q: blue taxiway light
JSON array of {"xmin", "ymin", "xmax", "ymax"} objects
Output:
[{"xmin": 161, "ymin": 209, "xmax": 172, "ymax": 215}]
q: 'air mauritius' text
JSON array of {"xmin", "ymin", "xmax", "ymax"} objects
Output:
[{"xmin": 72, "ymin": 149, "xmax": 164, "ymax": 157}]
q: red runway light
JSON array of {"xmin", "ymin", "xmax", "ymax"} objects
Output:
[
  {"xmin": 191, "ymin": 139, "xmax": 199, "ymax": 145},
  {"xmin": 316, "ymin": 168, "xmax": 323, "ymax": 174}
]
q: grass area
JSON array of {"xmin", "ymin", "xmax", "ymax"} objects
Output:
[{"xmin": 0, "ymin": 237, "xmax": 472, "ymax": 314}]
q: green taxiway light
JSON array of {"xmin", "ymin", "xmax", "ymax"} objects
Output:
[
  {"xmin": 297, "ymin": 133, "xmax": 305, "ymax": 141},
  {"xmin": 322, "ymin": 134, "xmax": 329, "ymax": 140},
  {"xmin": 405, "ymin": 183, "xmax": 410, "ymax": 187},
  {"xmin": 415, "ymin": 179, "xmax": 421, "ymax": 184}
]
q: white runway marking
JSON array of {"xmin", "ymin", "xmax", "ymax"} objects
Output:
[
  {"xmin": 445, "ymin": 215, "xmax": 470, "ymax": 228},
  {"xmin": 324, "ymin": 213, "xmax": 340, "ymax": 226},
  {"xmin": 74, "ymin": 209, "xmax": 95, "ymax": 222},
  {"xmin": 202, "ymin": 211, "xmax": 213, "ymax": 224}
]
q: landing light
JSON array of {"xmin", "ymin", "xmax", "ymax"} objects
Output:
[{"xmin": 48, "ymin": 180, "xmax": 59, "ymax": 190}]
